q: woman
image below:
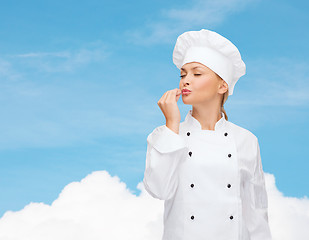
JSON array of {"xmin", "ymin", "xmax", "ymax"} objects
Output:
[{"xmin": 143, "ymin": 29, "xmax": 272, "ymax": 240}]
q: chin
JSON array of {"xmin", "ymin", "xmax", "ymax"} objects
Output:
[
  {"xmin": 182, "ymin": 95, "xmax": 212, "ymax": 105},
  {"xmin": 182, "ymin": 96, "xmax": 195, "ymax": 105}
]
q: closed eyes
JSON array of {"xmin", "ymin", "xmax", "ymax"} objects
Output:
[{"xmin": 180, "ymin": 74, "xmax": 202, "ymax": 78}]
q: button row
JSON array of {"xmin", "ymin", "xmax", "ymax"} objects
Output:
[
  {"xmin": 189, "ymin": 183, "xmax": 232, "ymax": 188},
  {"xmin": 190, "ymin": 215, "xmax": 234, "ymax": 220},
  {"xmin": 188, "ymin": 152, "xmax": 232, "ymax": 158},
  {"xmin": 186, "ymin": 131, "xmax": 229, "ymax": 137}
]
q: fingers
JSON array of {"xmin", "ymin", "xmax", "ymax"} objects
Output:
[
  {"xmin": 158, "ymin": 88, "xmax": 179, "ymax": 105},
  {"xmin": 157, "ymin": 88, "xmax": 181, "ymax": 123},
  {"xmin": 157, "ymin": 89, "xmax": 181, "ymax": 114},
  {"xmin": 166, "ymin": 88, "xmax": 179, "ymax": 103}
]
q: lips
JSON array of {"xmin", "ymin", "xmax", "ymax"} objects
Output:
[{"xmin": 182, "ymin": 89, "xmax": 192, "ymax": 94}]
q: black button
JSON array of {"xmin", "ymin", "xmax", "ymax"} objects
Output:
[
  {"xmin": 227, "ymin": 184, "xmax": 231, "ymax": 188},
  {"xmin": 190, "ymin": 183, "xmax": 194, "ymax": 188},
  {"xmin": 187, "ymin": 132, "xmax": 190, "ymax": 136},
  {"xmin": 189, "ymin": 151, "xmax": 192, "ymax": 157},
  {"xmin": 230, "ymin": 215, "xmax": 233, "ymax": 220},
  {"xmin": 228, "ymin": 153, "xmax": 232, "ymax": 158},
  {"xmin": 224, "ymin": 132, "xmax": 228, "ymax": 136},
  {"xmin": 191, "ymin": 215, "xmax": 194, "ymax": 220}
]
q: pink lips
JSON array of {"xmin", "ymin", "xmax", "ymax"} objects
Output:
[{"xmin": 182, "ymin": 89, "xmax": 192, "ymax": 95}]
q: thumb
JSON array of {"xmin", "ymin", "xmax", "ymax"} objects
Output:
[{"xmin": 176, "ymin": 89, "xmax": 181, "ymax": 101}]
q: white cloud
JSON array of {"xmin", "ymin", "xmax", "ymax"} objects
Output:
[
  {"xmin": 0, "ymin": 170, "xmax": 308, "ymax": 240},
  {"xmin": 266, "ymin": 173, "xmax": 309, "ymax": 240},
  {"xmin": 16, "ymin": 52, "xmax": 70, "ymax": 58},
  {"xmin": 125, "ymin": 0, "xmax": 260, "ymax": 45},
  {"xmin": 10, "ymin": 42, "xmax": 110, "ymax": 73},
  {"xmin": 0, "ymin": 171, "xmax": 163, "ymax": 240}
]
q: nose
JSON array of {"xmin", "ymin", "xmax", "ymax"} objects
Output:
[
  {"xmin": 180, "ymin": 74, "xmax": 191, "ymax": 88},
  {"xmin": 180, "ymin": 76, "xmax": 190, "ymax": 85},
  {"xmin": 183, "ymin": 81, "xmax": 190, "ymax": 87}
]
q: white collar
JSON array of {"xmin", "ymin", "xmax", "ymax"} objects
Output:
[{"xmin": 184, "ymin": 110, "xmax": 226, "ymax": 132}]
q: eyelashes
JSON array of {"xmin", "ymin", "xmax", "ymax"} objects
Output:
[{"xmin": 180, "ymin": 74, "xmax": 202, "ymax": 78}]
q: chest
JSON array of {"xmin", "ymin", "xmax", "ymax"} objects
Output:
[
  {"xmin": 180, "ymin": 127, "xmax": 237, "ymax": 168},
  {"xmin": 176, "ymin": 127, "xmax": 241, "ymax": 199},
  {"xmin": 176, "ymin": 126, "xmax": 254, "ymax": 200}
]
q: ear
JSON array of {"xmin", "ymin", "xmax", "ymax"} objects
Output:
[{"xmin": 218, "ymin": 79, "xmax": 228, "ymax": 94}]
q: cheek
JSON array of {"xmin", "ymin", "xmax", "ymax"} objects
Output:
[{"xmin": 195, "ymin": 76, "xmax": 217, "ymax": 92}]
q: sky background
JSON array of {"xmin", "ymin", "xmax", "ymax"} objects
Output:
[{"xmin": 0, "ymin": 0, "xmax": 308, "ymax": 239}]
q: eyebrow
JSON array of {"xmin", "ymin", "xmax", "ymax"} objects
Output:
[{"xmin": 180, "ymin": 66, "xmax": 204, "ymax": 71}]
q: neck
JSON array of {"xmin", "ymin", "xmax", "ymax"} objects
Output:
[{"xmin": 191, "ymin": 105, "xmax": 222, "ymax": 131}]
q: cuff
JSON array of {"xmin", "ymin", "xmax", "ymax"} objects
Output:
[{"xmin": 147, "ymin": 125, "xmax": 187, "ymax": 153}]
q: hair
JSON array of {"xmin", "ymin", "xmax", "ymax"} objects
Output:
[
  {"xmin": 221, "ymin": 89, "xmax": 229, "ymax": 121},
  {"xmin": 215, "ymin": 73, "xmax": 229, "ymax": 121}
]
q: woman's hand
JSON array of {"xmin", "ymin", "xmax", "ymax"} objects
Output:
[{"xmin": 157, "ymin": 88, "xmax": 182, "ymax": 134}]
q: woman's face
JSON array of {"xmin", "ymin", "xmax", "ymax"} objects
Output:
[{"xmin": 179, "ymin": 62, "xmax": 227, "ymax": 105}]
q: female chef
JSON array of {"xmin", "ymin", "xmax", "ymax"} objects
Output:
[{"xmin": 143, "ymin": 29, "xmax": 273, "ymax": 240}]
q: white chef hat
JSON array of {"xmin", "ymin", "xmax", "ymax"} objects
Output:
[{"xmin": 172, "ymin": 29, "xmax": 246, "ymax": 96}]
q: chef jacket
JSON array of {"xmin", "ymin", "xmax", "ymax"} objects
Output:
[{"xmin": 143, "ymin": 110, "xmax": 272, "ymax": 240}]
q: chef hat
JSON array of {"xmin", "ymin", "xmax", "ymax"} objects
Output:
[{"xmin": 172, "ymin": 29, "xmax": 246, "ymax": 96}]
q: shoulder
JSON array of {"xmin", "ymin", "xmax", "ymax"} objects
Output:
[
  {"xmin": 226, "ymin": 121, "xmax": 258, "ymax": 147},
  {"xmin": 226, "ymin": 120, "xmax": 257, "ymax": 140}
]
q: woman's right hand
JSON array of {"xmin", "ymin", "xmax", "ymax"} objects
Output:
[{"xmin": 157, "ymin": 88, "xmax": 182, "ymax": 134}]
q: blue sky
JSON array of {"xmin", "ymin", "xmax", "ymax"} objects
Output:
[{"xmin": 0, "ymin": 0, "xmax": 308, "ymax": 218}]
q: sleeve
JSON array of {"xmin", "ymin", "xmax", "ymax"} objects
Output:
[
  {"xmin": 247, "ymin": 137, "xmax": 273, "ymax": 240},
  {"xmin": 143, "ymin": 124, "xmax": 188, "ymax": 201}
]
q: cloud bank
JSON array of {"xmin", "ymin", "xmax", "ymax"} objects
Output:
[{"xmin": 0, "ymin": 171, "xmax": 308, "ymax": 240}]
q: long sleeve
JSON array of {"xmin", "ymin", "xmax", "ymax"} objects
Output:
[
  {"xmin": 143, "ymin": 124, "xmax": 188, "ymax": 201},
  {"xmin": 247, "ymin": 137, "xmax": 273, "ymax": 240}
]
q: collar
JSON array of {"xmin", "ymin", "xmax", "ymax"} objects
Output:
[{"xmin": 184, "ymin": 109, "xmax": 226, "ymax": 132}]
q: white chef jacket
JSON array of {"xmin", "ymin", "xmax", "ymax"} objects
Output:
[{"xmin": 143, "ymin": 110, "xmax": 272, "ymax": 240}]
